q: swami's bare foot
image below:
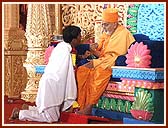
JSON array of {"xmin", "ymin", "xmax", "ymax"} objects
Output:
[{"xmin": 76, "ymin": 105, "xmax": 92, "ymax": 115}]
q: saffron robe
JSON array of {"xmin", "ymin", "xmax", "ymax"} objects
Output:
[
  {"xmin": 19, "ymin": 42, "xmax": 77, "ymax": 122},
  {"xmin": 76, "ymin": 25, "xmax": 135, "ymax": 109}
]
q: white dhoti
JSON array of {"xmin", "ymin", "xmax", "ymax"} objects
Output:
[
  {"xmin": 19, "ymin": 106, "xmax": 60, "ymax": 123},
  {"xmin": 19, "ymin": 42, "xmax": 77, "ymax": 123}
]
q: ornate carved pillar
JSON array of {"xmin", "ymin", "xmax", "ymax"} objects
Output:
[
  {"xmin": 4, "ymin": 4, "xmax": 28, "ymax": 99},
  {"xmin": 21, "ymin": 4, "xmax": 52, "ymax": 102},
  {"xmin": 55, "ymin": 4, "xmax": 62, "ymax": 34}
]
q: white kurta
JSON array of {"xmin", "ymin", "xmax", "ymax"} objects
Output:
[{"xmin": 19, "ymin": 42, "xmax": 77, "ymax": 123}]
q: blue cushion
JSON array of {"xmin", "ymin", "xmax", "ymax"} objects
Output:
[
  {"xmin": 143, "ymin": 40, "xmax": 164, "ymax": 68},
  {"xmin": 115, "ymin": 55, "xmax": 127, "ymax": 66},
  {"xmin": 115, "ymin": 34, "xmax": 164, "ymax": 68},
  {"xmin": 133, "ymin": 34, "xmax": 150, "ymax": 43}
]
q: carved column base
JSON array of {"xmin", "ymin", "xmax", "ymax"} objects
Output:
[
  {"xmin": 21, "ymin": 63, "xmax": 42, "ymax": 103},
  {"xmin": 21, "ymin": 91, "xmax": 38, "ymax": 103}
]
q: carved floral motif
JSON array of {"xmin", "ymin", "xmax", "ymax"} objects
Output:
[
  {"xmin": 126, "ymin": 42, "xmax": 152, "ymax": 68},
  {"xmin": 130, "ymin": 89, "xmax": 154, "ymax": 121},
  {"xmin": 61, "ymin": 4, "xmax": 103, "ymax": 41}
]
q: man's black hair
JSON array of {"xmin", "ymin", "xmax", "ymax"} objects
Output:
[{"xmin": 63, "ymin": 25, "xmax": 81, "ymax": 43}]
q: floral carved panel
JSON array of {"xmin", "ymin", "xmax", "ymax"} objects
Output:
[{"xmin": 61, "ymin": 4, "xmax": 104, "ymax": 41}]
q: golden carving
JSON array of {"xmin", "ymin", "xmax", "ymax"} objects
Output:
[
  {"xmin": 48, "ymin": 4, "xmax": 57, "ymax": 33},
  {"xmin": 61, "ymin": 4, "xmax": 104, "ymax": 41},
  {"xmin": 21, "ymin": 4, "xmax": 52, "ymax": 103},
  {"xmin": 12, "ymin": 56, "xmax": 27, "ymax": 96},
  {"xmin": 21, "ymin": 92, "xmax": 37, "ymax": 103},
  {"xmin": 4, "ymin": 52, "xmax": 27, "ymax": 98},
  {"xmin": 4, "ymin": 29, "xmax": 27, "ymax": 51},
  {"xmin": 25, "ymin": 4, "xmax": 51, "ymax": 48},
  {"xmin": 24, "ymin": 50, "xmax": 45, "ymax": 65},
  {"xmin": 4, "ymin": 56, "xmax": 12, "ymax": 96},
  {"xmin": 24, "ymin": 68, "xmax": 42, "ymax": 91},
  {"xmin": 94, "ymin": 20, "xmax": 102, "ymax": 43},
  {"xmin": 4, "ymin": 4, "xmax": 27, "ymax": 98}
]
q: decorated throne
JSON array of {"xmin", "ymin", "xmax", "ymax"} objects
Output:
[{"xmin": 35, "ymin": 3, "xmax": 164, "ymax": 124}]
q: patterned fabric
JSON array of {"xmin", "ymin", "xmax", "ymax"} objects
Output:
[{"xmin": 137, "ymin": 4, "xmax": 164, "ymax": 41}]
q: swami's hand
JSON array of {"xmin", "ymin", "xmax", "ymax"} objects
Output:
[
  {"xmin": 83, "ymin": 60, "xmax": 93, "ymax": 68},
  {"xmin": 90, "ymin": 43, "xmax": 98, "ymax": 51}
]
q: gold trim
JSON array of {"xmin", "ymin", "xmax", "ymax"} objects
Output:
[{"xmin": 104, "ymin": 90, "xmax": 134, "ymax": 96}]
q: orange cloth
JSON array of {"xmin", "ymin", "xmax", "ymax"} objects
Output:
[
  {"xmin": 102, "ymin": 7, "xmax": 118, "ymax": 23},
  {"xmin": 76, "ymin": 25, "xmax": 135, "ymax": 110}
]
